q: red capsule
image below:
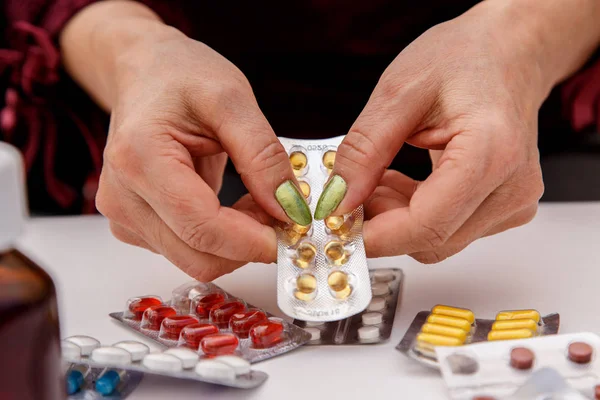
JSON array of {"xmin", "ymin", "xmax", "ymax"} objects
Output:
[
  {"xmin": 230, "ymin": 309, "xmax": 268, "ymax": 339},
  {"xmin": 159, "ymin": 315, "xmax": 199, "ymax": 340},
  {"xmin": 250, "ymin": 319, "xmax": 284, "ymax": 349},
  {"xmin": 127, "ymin": 296, "xmax": 163, "ymax": 320},
  {"xmin": 209, "ymin": 300, "xmax": 247, "ymax": 328},
  {"xmin": 200, "ymin": 333, "xmax": 239, "ymax": 356},
  {"xmin": 193, "ymin": 293, "xmax": 226, "ymax": 318},
  {"xmin": 141, "ymin": 305, "xmax": 177, "ymax": 330},
  {"xmin": 179, "ymin": 323, "xmax": 219, "ymax": 350}
]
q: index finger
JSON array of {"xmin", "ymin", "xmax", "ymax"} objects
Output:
[{"xmin": 364, "ymin": 134, "xmax": 503, "ymax": 257}]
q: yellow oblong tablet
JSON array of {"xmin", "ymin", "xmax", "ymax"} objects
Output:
[
  {"xmin": 416, "ymin": 333, "xmax": 463, "ymax": 347},
  {"xmin": 426, "ymin": 314, "xmax": 472, "ymax": 332},
  {"xmin": 431, "ymin": 305, "xmax": 475, "ymax": 324},
  {"xmin": 421, "ymin": 323, "xmax": 468, "ymax": 344},
  {"xmin": 495, "ymin": 309, "xmax": 540, "ymax": 324},
  {"xmin": 491, "ymin": 318, "xmax": 538, "ymax": 332},
  {"xmin": 487, "ymin": 328, "xmax": 534, "ymax": 341}
]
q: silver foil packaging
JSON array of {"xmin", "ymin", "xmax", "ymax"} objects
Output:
[
  {"xmin": 276, "ymin": 136, "xmax": 371, "ymax": 322},
  {"xmin": 293, "ymin": 268, "xmax": 403, "ymax": 344},
  {"xmin": 109, "ymin": 281, "xmax": 311, "ymax": 364}
]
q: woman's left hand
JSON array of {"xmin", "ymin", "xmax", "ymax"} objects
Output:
[{"xmin": 314, "ymin": 1, "xmax": 555, "ymax": 263}]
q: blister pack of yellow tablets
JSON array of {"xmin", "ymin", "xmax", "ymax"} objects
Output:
[
  {"xmin": 396, "ymin": 304, "xmax": 560, "ymax": 369},
  {"xmin": 276, "ymin": 136, "xmax": 372, "ymax": 322}
]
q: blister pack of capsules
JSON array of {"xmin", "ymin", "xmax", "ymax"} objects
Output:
[
  {"xmin": 396, "ymin": 305, "xmax": 560, "ymax": 368},
  {"xmin": 109, "ymin": 281, "xmax": 311, "ymax": 364},
  {"xmin": 276, "ymin": 135, "xmax": 371, "ymax": 322},
  {"xmin": 63, "ymin": 339, "xmax": 143, "ymax": 399},
  {"xmin": 293, "ymin": 268, "xmax": 403, "ymax": 344},
  {"xmin": 62, "ymin": 335, "xmax": 267, "ymax": 391},
  {"xmin": 435, "ymin": 332, "xmax": 600, "ymax": 399}
]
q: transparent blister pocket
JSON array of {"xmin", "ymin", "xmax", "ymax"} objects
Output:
[
  {"xmin": 62, "ymin": 336, "xmax": 267, "ymax": 390},
  {"xmin": 276, "ymin": 136, "xmax": 371, "ymax": 322},
  {"xmin": 109, "ymin": 281, "xmax": 311, "ymax": 363},
  {"xmin": 293, "ymin": 268, "xmax": 403, "ymax": 345},
  {"xmin": 435, "ymin": 332, "xmax": 600, "ymax": 400}
]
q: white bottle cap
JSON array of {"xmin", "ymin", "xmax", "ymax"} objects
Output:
[{"xmin": 0, "ymin": 142, "xmax": 27, "ymax": 252}]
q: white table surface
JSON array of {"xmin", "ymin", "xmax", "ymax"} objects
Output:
[{"xmin": 16, "ymin": 202, "xmax": 600, "ymax": 400}]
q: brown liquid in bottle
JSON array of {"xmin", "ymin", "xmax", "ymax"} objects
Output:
[{"xmin": 0, "ymin": 250, "xmax": 64, "ymax": 400}]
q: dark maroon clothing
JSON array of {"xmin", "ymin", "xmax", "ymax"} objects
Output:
[{"xmin": 1, "ymin": 1, "xmax": 599, "ymax": 214}]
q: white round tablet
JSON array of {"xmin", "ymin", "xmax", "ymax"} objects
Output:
[
  {"xmin": 367, "ymin": 297, "xmax": 386, "ymax": 312},
  {"xmin": 371, "ymin": 283, "xmax": 389, "ymax": 296},
  {"xmin": 164, "ymin": 348, "xmax": 199, "ymax": 369},
  {"xmin": 64, "ymin": 336, "xmax": 101, "ymax": 356},
  {"xmin": 91, "ymin": 347, "xmax": 132, "ymax": 365},
  {"xmin": 372, "ymin": 269, "xmax": 395, "ymax": 282},
  {"xmin": 214, "ymin": 355, "xmax": 251, "ymax": 375},
  {"xmin": 142, "ymin": 353, "xmax": 183, "ymax": 373},
  {"xmin": 304, "ymin": 327, "xmax": 321, "ymax": 341},
  {"xmin": 358, "ymin": 326, "xmax": 380, "ymax": 340},
  {"xmin": 362, "ymin": 312, "xmax": 383, "ymax": 325},
  {"xmin": 304, "ymin": 320, "xmax": 325, "ymax": 327},
  {"xmin": 61, "ymin": 341, "xmax": 81, "ymax": 359},
  {"xmin": 195, "ymin": 359, "xmax": 236, "ymax": 382},
  {"xmin": 112, "ymin": 341, "xmax": 150, "ymax": 362}
]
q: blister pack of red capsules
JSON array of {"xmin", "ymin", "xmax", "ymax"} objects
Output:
[
  {"xmin": 435, "ymin": 332, "xmax": 600, "ymax": 399},
  {"xmin": 276, "ymin": 136, "xmax": 372, "ymax": 322},
  {"xmin": 109, "ymin": 281, "xmax": 311, "ymax": 363},
  {"xmin": 293, "ymin": 268, "xmax": 403, "ymax": 344},
  {"xmin": 396, "ymin": 305, "xmax": 560, "ymax": 368},
  {"xmin": 62, "ymin": 335, "xmax": 267, "ymax": 391}
]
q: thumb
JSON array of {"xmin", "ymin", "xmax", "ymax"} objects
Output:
[
  {"xmin": 314, "ymin": 74, "xmax": 437, "ymax": 219},
  {"xmin": 215, "ymin": 96, "xmax": 312, "ymax": 227}
]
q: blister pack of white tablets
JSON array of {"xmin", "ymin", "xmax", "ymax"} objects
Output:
[
  {"xmin": 293, "ymin": 268, "xmax": 403, "ymax": 344},
  {"xmin": 435, "ymin": 332, "xmax": 600, "ymax": 400},
  {"xmin": 276, "ymin": 135, "xmax": 371, "ymax": 322},
  {"xmin": 62, "ymin": 335, "xmax": 268, "ymax": 390},
  {"xmin": 109, "ymin": 281, "xmax": 311, "ymax": 364}
]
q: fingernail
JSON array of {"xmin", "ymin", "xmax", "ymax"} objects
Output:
[
  {"xmin": 314, "ymin": 175, "xmax": 347, "ymax": 220},
  {"xmin": 275, "ymin": 180, "xmax": 312, "ymax": 226}
]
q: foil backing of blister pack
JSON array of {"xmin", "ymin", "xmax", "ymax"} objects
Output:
[
  {"xmin": 396, "ymin": 310, "xmax": 560, "ymax": 369},
  {"xmin": 109, "ymin": 281, "xmax": 311, "ymax": 363},
  {"xmin": 276, "ymin": 136, "xmax": 371, "ymax": 322},
  {"xmin": 66, "ymin": 366, "xmax": 143, "ymax": 399},
  {"xmin": 435, "ymin": 332, "xmax": 600, "ymax": 400},
  {"xmin": 293, "ymin": 268, "xmax": 403, "ymax": 345}
]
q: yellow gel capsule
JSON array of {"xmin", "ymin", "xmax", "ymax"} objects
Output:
[
  {"xmin": 325, "ymin": 215, "xmax": 344, "ymax": 231},
  {"xmin": 421, "ymin": 323, "xmax": 468, "ymax": 344},
  {"xmin": 289, "ymin": 151, "xmax": 307, "ymax": 172},
  {"xmin": 431, "ymin": 305, "xmax": 475, "ymax": 324},
  {"xmin": 487, "ymin": 328, "xmax": 534, "ymax": 341},
  {"xmin": 416, "ymin": 333, "xmax": 463, "ymax": 347},
  {"xmin": 426, "ymin": 314, "xmax": 472, "ymax": 332},
  {"xmin": 332, "ymin": 285, "xmax": 352, "ymax": 299},
  {"xmin": 324, "ymin": 240, "xmax": 348, "ymax": 265},
  {"xmin": 294, "ymin": 290, "xmax": 314, "ymax": 301},
  {"xmin": 322, "ymin": 150, "xmax": 336, "ymax": 170},
  {"xmin": 298, "ymin": 181, "xmax": 311, "ymax": 198},
  {"xmin": 495, "ymin": 309, "xmax": 541, "ymax": 324},
  {"xmin": 328, "ymin": 271, "xmax": 349, "ymax": 292},
  {"xmin": 297, "ymin": 274, "xmax": 317, "ymax": 294},
  {"xmin": 491, "ymin": 318, "xmax": 538, "ymax": 332},
  {"xmin": 297, "ymin": 242, "xmax": 316, "ymax": 262},
  {"xmin": 291, "ymin": 223, "xmax": 311, "ymax": 235}
]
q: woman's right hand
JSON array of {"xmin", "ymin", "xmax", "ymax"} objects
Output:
[{"xmin": 62, "ymin": 3, "xmax": 311, "ymax": 280}]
